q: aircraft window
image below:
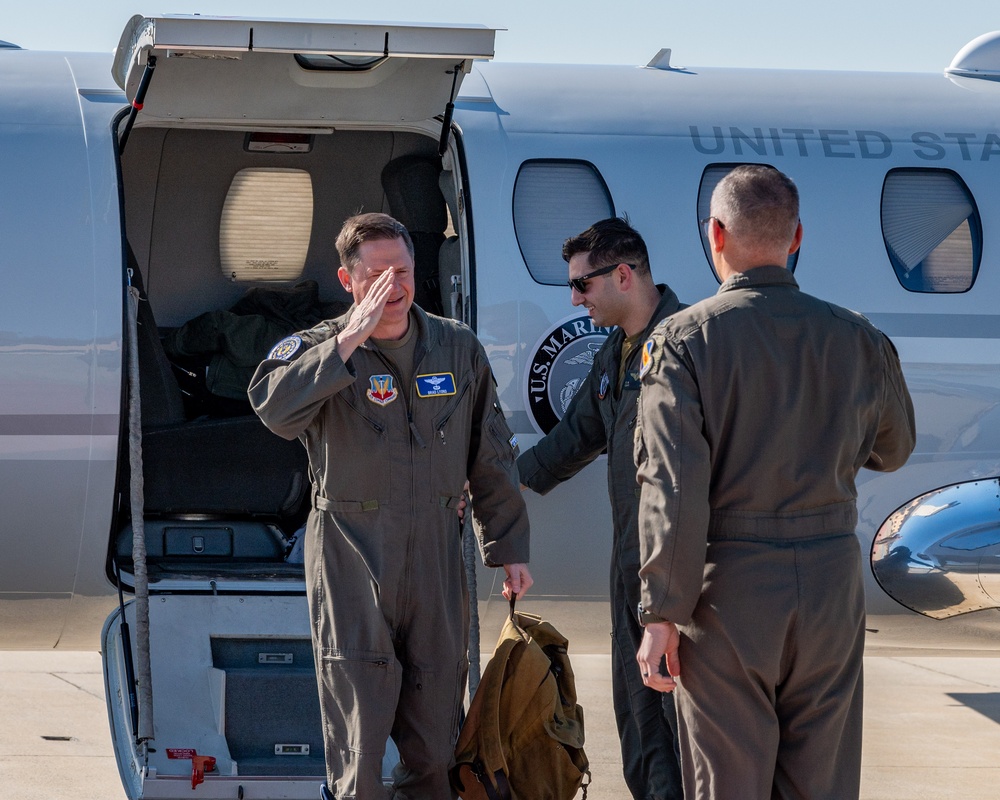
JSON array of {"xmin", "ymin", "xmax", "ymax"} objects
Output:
[
  {"xmin": 697, "ymin": 164, "xmax": 799, "ymax": 282},
  {"xmin": 880, "ymin": 169, "xmax": 981, "ymax": 293},
  {"xmin": 220, "ymin": 167, "xmax": 314, "ymax": 282},
  {"xmin": 513, "ymin": 160, "xmax": 615, "ymax": 285}
]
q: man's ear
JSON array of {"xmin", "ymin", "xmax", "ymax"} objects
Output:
[
  {"xmin": 617, "ymin": 262, "xmax": 634, "ymax": 291},
  {"xmin": 788, "ymin": 221, "xmax": 804, "ymax": 255},
  {"xmin": 710, "ymin": 218, "xmax": 726, "ymax": 254},
  {"xmin": 337, "ymin": 265, "xmax": 352, "ymax": 292}
]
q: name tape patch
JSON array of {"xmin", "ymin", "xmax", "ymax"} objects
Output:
[{"xmin": 415, "ymin": 372, "xmax": 457, "ymax": 398}]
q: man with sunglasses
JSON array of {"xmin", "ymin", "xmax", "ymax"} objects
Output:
[
  {"xmin": 635, "ymin": 165, "xmax": 915, "ymax": 798},
  {"xmin": 518, "ymin": 217, "xmax": 685, "ymax": 800}
]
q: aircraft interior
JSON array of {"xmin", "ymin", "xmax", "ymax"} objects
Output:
[
  {"xmin": 113, "ymin": 125, "xmax": 460, "ymax": 584},
  {"xmin": 108, "ymin": 124, "xmax": 458, "ymax": 780}
]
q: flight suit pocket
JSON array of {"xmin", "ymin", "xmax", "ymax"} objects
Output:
[
  {"xmin": 633, "ymin": 403, "xmax": 647, "ymax": 470},
  {"xmin": 321, "ymin": 390, "xmax": 390, "ymax": 505},
  {"xmin": 342, "ymin": 389, "xmax": 388, "ymax": 435},
  {"xmin": 428, "ymin": 372, "xmax": 475, "ymax": 502},
  {"xmin": 317, "ymin": 652, "xmax": 398, "ymax": 755},
  {"xmin": 486, "ymin": 401, "xmax": 518, "ymax": 469},
  {"xmin": 431, "ymin": 373, "xmax": 474, "ymax": 440}
]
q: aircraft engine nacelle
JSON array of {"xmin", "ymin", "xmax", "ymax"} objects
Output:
[{"xmin": 872, "ymin": 478, "xmax": 1000, "ymax": 621}]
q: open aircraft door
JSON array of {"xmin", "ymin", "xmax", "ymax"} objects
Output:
[
  {"xmin": 103, "ymin": 15, "xmax": 495, "ymax": 800},
  {"xmin": 112, "ymin": 14, "xmax": 494, "ymax": 126}
]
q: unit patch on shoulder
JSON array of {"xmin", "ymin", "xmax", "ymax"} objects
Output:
[
  {"xmin": 598, "ymin": 370, "xmax": 610, "ymax": 400},
  {"xmin": 415, "ymin": 373, "xmax": 457, "ymax": 398},
  {"xmin": 268, "ymin": 335, "xmax": 302, "ymax": 361},
  {"xmin": 367, "ymin": 374, "xmax": 398, "ymax": 406},
  {"xmin": 639, "ymin": 337, "xmax": 656, "ymax": 380}
]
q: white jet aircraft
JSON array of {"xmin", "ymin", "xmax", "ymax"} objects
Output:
[{"xmin": 1, "ymin": 14, "xmax": 999, "ymax": 798}]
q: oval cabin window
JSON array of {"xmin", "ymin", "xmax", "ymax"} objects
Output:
[{"xmin": 220, "ymin": 167, "xmax": 314, "ymax": 282}]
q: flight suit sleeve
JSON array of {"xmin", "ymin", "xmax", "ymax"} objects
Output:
[
  {"xmin": 517, "ymin": 357, "xmax": 609, "ymax": 494},
  {"xmin": 864, "ymin": 332, "xmax": 916, "ymax": 472},
  {"xmin": 634, "ymin": 331, "xmax": 711, "ymax": 626},
  {"xmin": 466, "ymin": 347, "xmax": 531, "ymax": 568},
  {"xmin": 248, "ymin": 330, "xmax": 356, "ymax": 441}
]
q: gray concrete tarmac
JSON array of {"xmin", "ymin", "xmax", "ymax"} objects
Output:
[{"xmin": 2, "ymin": 651, "xmax": 999, "ymax": 799}]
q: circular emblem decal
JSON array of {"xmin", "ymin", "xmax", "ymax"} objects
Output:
[
  {"xmin": 523, "ymin": 313, "xmax": 613, "ymax": 435},
  {"xmin": 268, "ymin": 335, "xmax": 302, "ymax": 361}
]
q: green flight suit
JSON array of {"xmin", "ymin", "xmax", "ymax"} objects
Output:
[
  {"xmin": 249, "ymin": 305, "xmax": 529, "ymax": 800},
  {"xmin": 635, "ymin": 266, "xmax": 915, "ymax": 799},
  {"xmin": 518, "ymin": 286, "xmax": 684, "ymax": 800}
]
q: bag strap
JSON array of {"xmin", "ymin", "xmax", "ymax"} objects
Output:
[
  {"xmin": 471, "ymin": 761, "xmax": 512, "ymax": 800},
  {"xmin": 469, "ymin": 594, "xmax": 523, "ymax": 800}
]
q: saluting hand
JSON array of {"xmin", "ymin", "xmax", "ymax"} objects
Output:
[{"xmin": 336, "ymin": 267, "xmax": 397, "ymax": 361}]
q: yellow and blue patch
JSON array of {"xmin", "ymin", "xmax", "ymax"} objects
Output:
[
  {"xmin": 268, "ymin": 335, "xmax": 302, "ymax": 361},
  {"xmin": 415, "ymin": 372, "xmax": 457, "ymax": 398},
  {"xmin": 639, "ymin": 338, "xmax": 656, "ymax": 380},
  {"xmin": 598, "ymin": 370, "xmax": 610, "ymax": 399}
]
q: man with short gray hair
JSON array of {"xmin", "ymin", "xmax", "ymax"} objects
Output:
[{"xmin": 634, "ymin": 165, "xmax": 915, "ymax": 798}]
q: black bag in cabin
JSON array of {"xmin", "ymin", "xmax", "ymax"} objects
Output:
[{"xmin": 452, "ymin": 598, "xmax": 590, "ymax": 800}]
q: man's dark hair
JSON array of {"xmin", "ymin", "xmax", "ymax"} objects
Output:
[
  {"xmin": 562, "ymin": 217, "xmax": 651, "ymax": 275},
  {"xmin": 336, "ymin": 212, "xmax": 415, "ymax": 274}
]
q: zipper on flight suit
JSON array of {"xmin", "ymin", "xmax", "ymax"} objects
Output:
[
  {"xmin": 346, "ymin": 401, "xmax": 385, "ymax": 434},
  {"xmin": 365, "ymin": 343, "xmax": 423, "ymax": 642},
  {"xmin": 433, "ymin": 378, "xmax": 472, "ymax": 446},
  {"xmin": 367, "ymin": 347, "xmax": 426, "ymax": 449},
  {"xmin": 322, "ymin": 652, "xmax": 389, "ymax": 668},
  {"xmin": 607, "ymin": 337, "xmax": 642, "ymax": 568},
  {"xmin": 408, "ymin": 415, "xmax": 426, "ymax": 448}
]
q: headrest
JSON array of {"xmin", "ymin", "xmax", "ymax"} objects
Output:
[{"xmin": 380, "ymin": 155, "xmax": 447, "ymax": 234}]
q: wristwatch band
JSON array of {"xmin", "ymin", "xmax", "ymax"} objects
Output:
[{"xmin": 637, "ymin": 603, "xmax": 667, "ymax": 626}]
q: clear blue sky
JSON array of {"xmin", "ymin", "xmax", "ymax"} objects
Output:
[{"xmin": 3, "ymin": 1, "xmax": 998, "ymax": 72}]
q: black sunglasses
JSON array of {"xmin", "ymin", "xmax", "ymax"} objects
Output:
[
  {"xmin": 700, "ymin": 216, "xmax": 725, "ymax": 237},
  {"xmin": 567, "ymin": 262, "xmax": 636, "ymax": 293}
]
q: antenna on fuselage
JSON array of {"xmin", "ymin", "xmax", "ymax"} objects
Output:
[{"xmin": 647, "ymin": 48, "xmax": 672, "ymax": 70}]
